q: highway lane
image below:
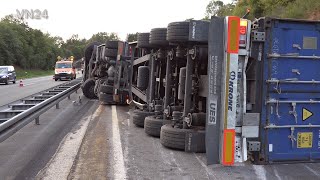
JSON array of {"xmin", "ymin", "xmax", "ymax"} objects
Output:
[
  {"xmin": 0, "ymin": 93, "xmax": 97, "ymax": 179},
  {"xmin": 0, "ymin": 73, "xmax": 82, "ymax": 106}
]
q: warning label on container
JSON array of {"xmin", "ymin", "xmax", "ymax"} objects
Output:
[
  {"xmin": 302, "ymin": 108, "xmax": 313, "ymax": 121},
  {"xmin": 297, "ymin": 132, "xmax": 313, "ymax": 148}
]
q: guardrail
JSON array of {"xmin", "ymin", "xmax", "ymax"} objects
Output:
[{"xmin": 0, "ymin": 79, "xmax": 81, "ymax": 143}]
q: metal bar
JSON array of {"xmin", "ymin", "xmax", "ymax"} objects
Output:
[
  {"xmin": 267, "ymin": 100, "xmax": 320, "ymax": 104},
  {"xmin": 268, "ymin": 53, "xmax": 320, "ymax": 59},
  {"xmin": 265, "ymin": 124, "xmax": 320, "ymax": 129},
  {"xmin": 164, "ymin": 52, "xmax": 172, "ymax": 110},
  {"xmin": 183, "ymin": 51, "xmax": 194, "ymax": 117},
  {"xmin": 131, "ymin": 86, "xmax": 147, "ymax": 102},
  {"xmin": 267, "ymin": 79, "xmax": 320, "ymax": 84},
  {"xmin": 133, "ymin": 54, "xmax": 151, "ymax": 66},
  {"xmin": 148, "ymin": 54, "xmax": 156, "ymax": 110}
]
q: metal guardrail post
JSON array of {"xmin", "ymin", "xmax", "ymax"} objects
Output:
[
  {"xmin": 56, "ymin": 103, "xmax": 60, "ymax": 109},
  {"xmin": 35, "ymin": 117, "xmax": 40, "ymax": 125}
]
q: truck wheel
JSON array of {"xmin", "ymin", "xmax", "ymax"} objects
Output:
[
  {"xmin": 13, "ymin": 78, "xmax": 16, "ymax": 84},
  {"xmin": 132, "ymin": 109, "xmax": 155, "ymax": 127},
  {"xmin": 137, "ymin": 33, "xmax": 152, "ymax": 48},
  {"xmin": 100, "ymin": 84, "xmax": 113, "ymax": 94},
  {"xmin": 85, "ymin": 42, "xmax": 102, "ymax": 65},
  {"xmin": 105, "ymin": 41, "xmax": 119, "ymax": 49},
  {"xmin": 99, "ymin": 93, "xmax": 114, "ymax": 104},
  {"xmin": 167, "ymin": 21, "xmax": 189, "ymax": 43},
  {"xmin": 160, "ymin": 124, "xmax": 205, "ymax": 152},
  {"xmin": 149, "ymin": 28, "xmax": 169, "ymax": 46},
  {"xmin": 105, "ymin": 49, "xmax": 118, "ymax": 58},
  {"xmin": 82, "ymin": 79, "xmax": 97, "ymax": 99},
  {"xmin": 55, "ymin": 78, "xmax": 58, "ymax": 81},
  {"xmin": 144, "ymin": 115, "xmax": 164, "ymax": 137}
]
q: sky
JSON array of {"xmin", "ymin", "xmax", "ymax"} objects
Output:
[{"xmin": 0, "ymin": 0, "xmax": 232, "ymax": 41}]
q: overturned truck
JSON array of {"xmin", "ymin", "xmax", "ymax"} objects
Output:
[
  {"xmin": 82, "ymin": 40, "xmax": 130, "ymax": 105},
  {"xmin": 83, "ymin": 16, "xmax": 320, "ymax": 166}
]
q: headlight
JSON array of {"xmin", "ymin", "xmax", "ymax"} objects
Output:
[
  {"xmin": 2, "ymin": 75, "xmax": 7, "ymax": 78},
  {"xmin": 67, "ymin": 71, "xmax": 72, "ymax": 74},
  {"xmin": 55, "ymin": 70, "xmax": 58, "ymax": 74}
]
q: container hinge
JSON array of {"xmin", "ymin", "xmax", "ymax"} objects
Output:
[
  {"xmin": 288, "ymin": 127, "xmax": 296, "ymax": 149},
  {"xmin": 289, "ymin": 102, "xmax": 298, "ymax": 124},
  {"xmin": 252, "ymin": 32, "xmax": 265, "ymax": 42}
]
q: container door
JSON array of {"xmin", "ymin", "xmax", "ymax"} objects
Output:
[{"xmin": 262, "ymin": 19, "xmax": 320, "ymax": 162}]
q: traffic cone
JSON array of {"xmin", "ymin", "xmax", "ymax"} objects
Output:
[{"xmin": 19, "ymin": 79, "xmax": 24, "ymax": 87}]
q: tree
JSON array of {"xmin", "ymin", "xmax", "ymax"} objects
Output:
[
  {"xmin": 126, "ymin": 33, "xmax": 138, "ymax": 42},
  {"xmin": 205, "ymin": 0, "xmax": 235, "ymax": 19},
  {"xmin": 88, "ymin": 32, "xmax": 119, "ymax": 43}
]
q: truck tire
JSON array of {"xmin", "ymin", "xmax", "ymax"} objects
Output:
[
  {"xmin": 100, "ymin": 84, "xmax": 113, "ymax": 94},
  {"xmin": 105, "ymin": 49, "xmax": 118, "ymax": 58},
  {"xmin": 82, "ymin": 79, "xmax": 97, "ymax": 99},
  {"xmin": 132, "ymin": 109, "xmax": 155, "ymax": 127},
  {"xmin": 105, "ymin": 41, "xmax": 119, "ymax": 49},
  {"xmin": 99, "ymin": 93, "xmax": 114, "ymax": 104},
  {"xmin": 137, "ymin": 33, "xmax": 152, "ymax": 48},
  {"xmin": 167, "ymin": 21, "xmax": 189, "ymax": 43},
  {"xmin": 160, "ymin": 124, "xmax": 205, "ymax": 152},
  {"xmin": 137, "ymin": 66, "xmax": 149, "ymax": 90},
  {"xmin": 144, "ymin": 116, "xmax": 164, "ymax": 137},
  {"xmin": 149, "ymin": 28, "xmax": 168, "ymax": 46},
  {"xmin": 85, "ymin": 42, "xmax": 101, "ymax": 65}
]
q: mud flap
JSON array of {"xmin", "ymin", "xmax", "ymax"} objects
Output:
[{"xmin": 185, "ymin": 131, "xmax": 205, "ymax": 153}]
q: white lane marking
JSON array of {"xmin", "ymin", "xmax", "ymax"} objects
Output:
[
  {"xmin": 36, "ymin": 106, "xmax": 102, "ymax": 180},
  {"xmin": 272, "ymin": 166, "xmax": 282, "ymax": 180},
  {"xmin": 111, "ymin": 105, "xmax": 127, "ymax": 179},
  {"xmin": 304, "ymin": 164, "xmax": 320, "ymax": 177},
  {"xmin": 193, "ymin": 153, "xmax": 217, "ymax": 179},
  {"xmin": 253, "ymin": 165, "xmax": 267, "ymax": 180}
]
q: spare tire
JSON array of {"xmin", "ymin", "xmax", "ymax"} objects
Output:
[
  {"xmin": 149, "ymin": 28, "xmax": 169, "ymax": 46},
  {"xmin": 167, "ymin": 21, "xmax": 190, "ymax": 43},
  {"xmin": 160, "ymin": 124, "xmax": 205, "ymax": 153},
  {"xmin": 137, "ymin": 66, "xmax": 149, "ymax": 90},
  {"xmin": 132, "ymin": 109, "xmax": 155, "ymax": 127},
  {"xmin": 105, "ymin": 49, "xmax": 118, "ymax": 58},
  {"xmin": 105, "ymin": 41, "xmax": 119, "ymax": 49},
  {"xmin": 144, "ymin": 116, "xmax": 164, "ymax": 137},
  {"xmin": 137, "ymin": 33, "xmax": 152, "ymax": 48},
  {"xmin": 82, "ymin": 79, "xmax": 97, "ymax": 99}
]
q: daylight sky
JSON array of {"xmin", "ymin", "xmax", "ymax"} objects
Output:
[{"xmin": 0, "ymin": 0, "xmax": 232, "ymax": 41}]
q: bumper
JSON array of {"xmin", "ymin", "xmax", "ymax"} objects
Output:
[
  {"xmin": 0, "ymin": 77, "xmax": 8, "ymax": 83},
  {"xmin": 55, "ymin": 73, "xmax": 73, "ymax": 79}
]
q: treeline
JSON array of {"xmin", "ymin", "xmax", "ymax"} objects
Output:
[
  {"xmin": 205, "ymin": 0, "xmax": 320, "ymax": 20},
  {"xmin": 0, "ymin": 16, "xmax": 120, "ymax": 70}
]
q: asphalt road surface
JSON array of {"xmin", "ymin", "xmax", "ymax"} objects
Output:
[
  {"xmin": 0, "ymin": 74, "xmax": 83, "ymax": 106},
  {"xmin": 0, "ymin": 89, "xmax": 319, "ymax": 179}
]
